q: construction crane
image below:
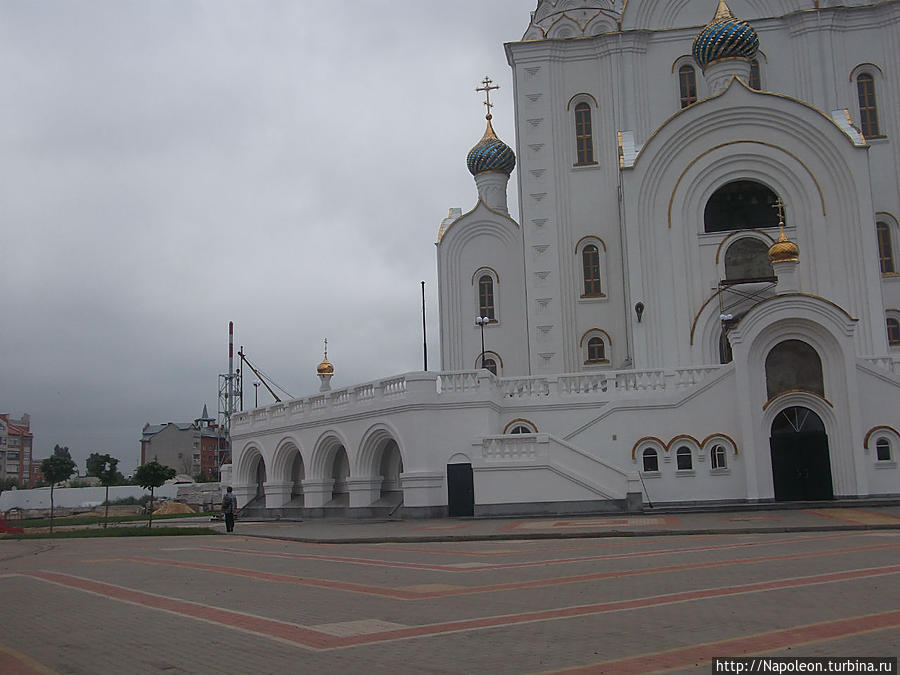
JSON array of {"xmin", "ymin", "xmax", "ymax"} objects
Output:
[{"xmin": 238, "ymin": 349, "xmax": 282, "ymax": 404}]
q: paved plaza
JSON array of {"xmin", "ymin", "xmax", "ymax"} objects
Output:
[{"xmin": 2, "ymin": 508, "xmax": 900, "ymax": 674}]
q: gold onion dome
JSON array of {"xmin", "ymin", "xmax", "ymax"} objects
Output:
[
  {"xmin": 316, "ymin": 348, "xmax": 334, "ymax": 376},
  {"xmin": 769, "ymin": 229, "xmax": 799, "ymax": 263}
]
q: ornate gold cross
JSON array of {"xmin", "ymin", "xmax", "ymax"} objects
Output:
[
  {"xmin": 772, "ymin": 197, "xmax": 786, "ymax": 225},
  {"xmin": 476, "ymin": 75, "xmax": 500, "ymax": 120}
]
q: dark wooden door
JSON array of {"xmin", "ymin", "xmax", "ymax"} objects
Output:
[
  {"xmin": 770, "ymin": 432, "xmax": 834, "ymax": 501},
  {"xmin": 447, "ymin": 463, "xmax": 474, "ymax": 517}
]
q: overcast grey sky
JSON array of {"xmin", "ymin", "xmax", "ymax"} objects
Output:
[{"xmin": 0, "ymin": 0, "xmax": 534, "ymax": 473}]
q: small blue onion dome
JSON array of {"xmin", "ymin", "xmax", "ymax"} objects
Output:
[
  {"xmin": 693, "ymin": 0, "xmax": 759, "ymax": 69},
  {"xmin": 467, "ymin": 119, "xmax": 516, "ymax": 176}
]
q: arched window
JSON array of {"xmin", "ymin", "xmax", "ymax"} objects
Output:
[
  {"xmin": 765, "ymin": 340, "xmax": 825, "ymax": 399},
  {"xmin": 887, "ymin": 318, "xmax": 900, "ymax": 347},
  {"xmin": 642, "ymin": 448, "xmax": 659, "ymax": 473},
  {"xmin": 856, "ymin": 73, "xmax": 881, "ymax": 138},
  {"xmin": 724, "ymin": 237, "xmax": 775, "ymax": 281},
  {"xmin": 679, "ymin": 65, "xmax": 697, "ymax": 108},
  {"xmin": 705, "ymin": 181, "xmax": 781, "ymax": 233},
  {"xmin": 581, "ymin": 330, "xmax": 611, "ymax": 366},
  {"xmin": 749, "ymin": 59, "xmax": 761, "ymax": 90},
  {"xmin": 574, "ymin": 102, "xmax": 594, "ymax": 165},
  {"xmin": 505, "ymin": 419, "xmax": 538, "ymax": 434},
  {"xmin": 876, "ymin": 438, "xmax": 892, "ymax": 462},
  {"xmin": 482, "ymin": 357, "xmax": 498, "ymax": 375},
  {"xmin": 676, "ymin": 446, "xmax": 693, "ymax": 471},
  {"xmin": 877, "ymin": 222, "xmax": 895, "ymax": 274},
  {"xmin": 478, "ymin": 275, "xmax": 495, "ymax": 320},
  {"xmin": 711, "ymin": 444, "xmax": 727, "ymax": 470},
  {"xmin": 587, "ymin": 337, "xmax": 605, "ymax": 363},
  {"xmin": 582, "ymin": 244, "xmax": 602, "ymax": 296}
]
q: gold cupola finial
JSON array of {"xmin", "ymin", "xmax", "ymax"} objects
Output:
[
  {"xmin": 768, "ymin": 198, "xmax": 800, "ymax": 263},
  {"xmin": 316, "ymin": 337, "xmax": 334, "ymax": 375},
  {"xmin": 713, "ymin": 0, "xmax": 736, "ymax": 22}
]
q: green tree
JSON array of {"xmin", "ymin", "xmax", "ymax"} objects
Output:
[
  {"xmin": 132, "ymin": 461, "xmax": 175, "ymax": 527},
  {"xmin": 40, "ymin": 454, "xmax": 76, "ymax": 533},
  {"xmin": 0, "ymin": 476, "xmax": 19, "ymax": 495},
  {"xmin": 53, "ymin": 445, "xmax": 72, "ymax": 461},
  {"xmin": 86, "ymin": 452, "xmax": 105, "ymax": 477},
  {"xmin": 92, "ymin": 454, "xmax": 120, "ymax": 528}
]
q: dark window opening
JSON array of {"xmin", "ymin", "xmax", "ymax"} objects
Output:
[
  {"xmin": 478, "ymin": 275, "xmax": 495, "ymax": 320},
  {"xmin": 877, "ymin": 222, "xmax": 895, "ymax": 274},
  {"xmin": 876, "ymin": 438, "xmax": 891, "ymax": 462},
  {"xmin": 582, "ymin": 244, "xmax": 602, "ymax": 296},
  {"xmin": 587, "ymin": 337, "xmax": 605, "ymax": 363},
  {"xmin": 705, "ymin": 181, "xmax": 781, "ymax": 233},
  {"xmin": 574, "ymin": 103, "xmax": 594, "ymax": 165},
  {"xmin": 857, "ymin": 73, "xmax": 881, "ymax": 138},
  {"xmin": 679, "ymin": 65, "xmax": 697, "ymax": 108},
  {"xmin": 749, "ymin": 59, "xmax": 761, "ymax": 90},
  {"xmin": 642, "ymin": 449, "xmax": 659, "ymax": 472},
  {"xmin": 887, "ymin": 318, "xmax": 900, "ymax": 346},
  {"xmin": 676, "ymin": 447, "xmax": 693, "ymax": 471},
  {"xmin": 482, "ymin": 357, "xmax": 498, "ymax": 375}
]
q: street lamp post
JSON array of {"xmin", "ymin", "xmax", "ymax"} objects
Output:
[
  {"xmin": 253, "ymin": 381, "xmax": 260, "ymax": 408},
  {"xmin": 475, "ymin": 316, "xmax": 489, "ymax": 369}
]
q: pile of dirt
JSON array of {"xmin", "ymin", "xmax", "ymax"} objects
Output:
[{"xmin": 152, "ymin": 501, "xmax": 196, "ymax": 515}]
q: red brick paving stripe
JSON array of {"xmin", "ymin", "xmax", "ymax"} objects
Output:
[
  {"xmin": 0, "ymin": 644, "xmax": 56, "ymax": 675},
  {"xmin": 189, "ymin": 532, "xmax": 854, "ymax": 573},
  {"xmin": 103, "ymin": 557, "xmax": 422, "ymax": 599},
  {"xmin": 110, "ymin": 540, "xmax": 899, "ymax": 600},
  {"xmin": 22, "ymin": 570, "xmax": 344, "ymax": 650},
  {"xmin": 545, "ymin": 608, "xmax": 900, "ymax": 674},
  {"xmin": 18, "ymin": 565, "xmax": 900, "ymax": 653}
]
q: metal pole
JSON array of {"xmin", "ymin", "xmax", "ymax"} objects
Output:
[
  {"xmin": 421, "ymin": 281, "xmax": 427, "ymax": 371},
  {"xmin": 480, "ymin": 320, "xmax": 486, "ymax": 369}
]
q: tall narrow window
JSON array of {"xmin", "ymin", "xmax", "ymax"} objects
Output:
[
  {"xmin": 574, "ymin": 103, "xmax": 594, "ymax": 165},
  {"xmin": 887, "ymin": 318, "xmax": 900, "ymax": 346},
  {"xmin": 877, "ymin": 222, "xmax": 895, "ymax": 274},
  {"xmin": 642, "ymin": 449, "xmax": 659, "ymax": 473},
  {"xmin": 857, "ymin": 73, "xmax": 881, "ymax": 138},
  {"xmin": 582, "ymin": 244, "xmax": 602, "ymax": 296},
  {"xmin": 676, "ymin": 447, "xmax": 693, "ymax": 471},
  {"xmin": 679, "ymin": 65, "xmax": 697, "ymax": 108},
  {"xmin": 749, "ymin": 59, "xmax": 761, "ymax": 90},
  {"xmin": 478, "ymin": 275, "xmax": 495, "ymax": 320}
]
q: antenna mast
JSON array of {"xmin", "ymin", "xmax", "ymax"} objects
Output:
[{"xmin": 217, "ymin": 321, "xmax": 240, "ymax": 477}]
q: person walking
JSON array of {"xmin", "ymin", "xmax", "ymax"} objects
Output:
[{"xmin": 222, "ymin": 486, "xmax": 237, "ymax": 533}]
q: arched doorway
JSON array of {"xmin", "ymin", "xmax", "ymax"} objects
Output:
[
  {"xmin": 329, "ymin": 446, "xmax": 350, "ymax": 506},
  {"xmin": 769, "ymin": 406, "xmax": 833, "ymax": 501},
  {"xmin": 289, "ymin": 452, "xmax": 305, "ymax": 506},
  {"xmin": 378, "ymin": 440, "xmax": 404, "ymax": 504},
  {"xmin": 252, "ymin": 455, "xmax": 267, "ymax": 502}
]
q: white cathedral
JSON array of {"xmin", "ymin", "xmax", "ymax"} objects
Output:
[{"xmin": 230, "ymin": 0, "xmax": 900, "ymax": 517}]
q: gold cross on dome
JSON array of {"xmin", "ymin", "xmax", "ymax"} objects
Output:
[
  {"xmin": 476, "ymin": 75, "xmax": 500, "ymax": 120},
  {"xmin": 772, "ymin": 197, "xmax": 786, "ymax": 226},
  {"xmin": 323, "ymin": 337, "xmax": 328, "ymax": 358}
]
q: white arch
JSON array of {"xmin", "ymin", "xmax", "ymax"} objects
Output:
[
  {"xmin": 356, "ymin": 422, "xmax": 406, "ymax": 477},
  {"xmin": 309, "ymin": 429, "xmax": 352, "ymax": 479}
]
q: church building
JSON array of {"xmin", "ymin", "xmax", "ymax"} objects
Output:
[{"xmin": 231, "ymin": 0, "xmax": 900, "ymax": 517}]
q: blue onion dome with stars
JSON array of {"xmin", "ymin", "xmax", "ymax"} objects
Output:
[
  {"xmin": 467, "ymin": 118, "xmax": 516, "ymax": 176},
  {"xmin": 693, "ymin": 0, "xmax": 759, "ymax": 69}
]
